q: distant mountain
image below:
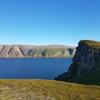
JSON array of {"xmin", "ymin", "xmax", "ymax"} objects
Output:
[
  {"xmin": 0, "ymin": 45, "xmax": 75, "ymax": 58},
  {"xmin": 55, "ymin": 40, "xmax": 100, "ymax": 85}
]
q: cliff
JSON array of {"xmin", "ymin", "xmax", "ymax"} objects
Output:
[
  {"xmin": 55, "ymin": 40, "xmax": 100, "ymax": 85},
  {"xmin": 0, "ymin": 45, "xmax": 75, "ymax": 58}
]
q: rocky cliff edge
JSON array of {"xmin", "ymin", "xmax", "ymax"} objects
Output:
[{"xmin": 55, "ymin": 40, "xmax": 100, "ymax": 85}]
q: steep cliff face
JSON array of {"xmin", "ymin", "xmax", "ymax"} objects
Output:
[
  {"xmin": 0, "ymin": 45, "xmax": 75, "ymax": 58},
  {"xmin": 56, "ymin": 40, "xmax": 100, "ymax": 85}
]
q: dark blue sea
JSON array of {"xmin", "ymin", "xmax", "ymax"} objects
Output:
[{"xmin": 0, "ymin": 58, "xmax": 72, "ymax": 79}]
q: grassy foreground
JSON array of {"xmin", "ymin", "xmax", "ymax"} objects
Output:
[{"xmin": 0, "ymin": 80, "xmax": 99, "ymax": 100}]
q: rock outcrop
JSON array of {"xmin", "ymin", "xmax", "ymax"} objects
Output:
[
  {"xmin": 0, "ymin": 45, "xmax": 75, "ymax": 58},
  {"xmin": 56, "ymin": 40, "xmax": 100, "ymax": 85}
]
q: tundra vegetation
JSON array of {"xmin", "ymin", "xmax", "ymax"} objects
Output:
[{"xmin": 0, "ymin": 80, "xmax": 100, "ymax": 100}]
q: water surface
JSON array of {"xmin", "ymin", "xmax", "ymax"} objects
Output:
[{"xmin": 0, "ymin": 58, "xmax": 72, "ymax": 79}]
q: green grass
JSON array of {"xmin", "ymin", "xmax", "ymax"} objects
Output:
[
  {"xmin": 79, "ymin": 40, "xmax": 100, "ymax": 49},
  {"xmin": 0, "ymin": 80, "xmax": 99, "ymax": 100}
]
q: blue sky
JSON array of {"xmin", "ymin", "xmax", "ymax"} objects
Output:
[{"xmin": 0, "ymin": 0, "xmax": 100, "ymax": 46}]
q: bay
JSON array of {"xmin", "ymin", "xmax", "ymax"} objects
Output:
[{"xmin": 0, "ymin": 58, "xmax": 72, "ymax": 79}]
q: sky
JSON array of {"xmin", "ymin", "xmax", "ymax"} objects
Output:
[{"xmin": 0, "ymin": 0, "xmax": 100, "ymax": 46}]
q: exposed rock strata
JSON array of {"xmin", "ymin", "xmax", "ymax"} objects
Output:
[{"xmin": 0, "ymin": 45, "xmax": 75, "ymax": 58}]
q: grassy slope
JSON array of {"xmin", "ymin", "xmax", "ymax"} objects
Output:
[
  {"xmin": 79, "ymin": 40, "xmax": 100, "ymax": 49},
  {"xmin": 0, "ymin": 80, "xmax": 100, "ymax": 100}
]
